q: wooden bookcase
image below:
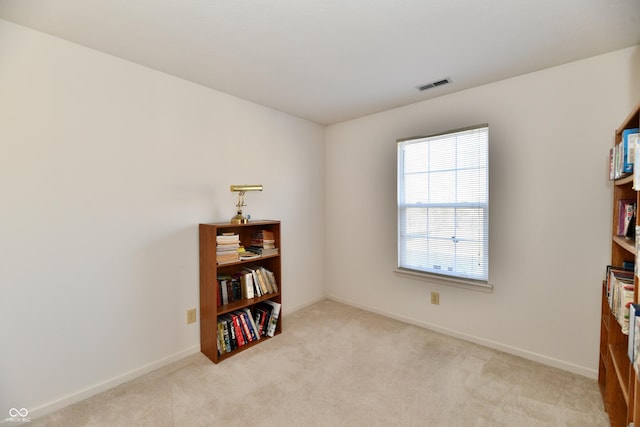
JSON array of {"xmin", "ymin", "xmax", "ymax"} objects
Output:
[
  {"xmin": 199, "ymin": 220, "xmax": 282, "ymax": 363},
  {"xmin": 599, "ymin": 105, "xmax": 640, "ymax": 427}
]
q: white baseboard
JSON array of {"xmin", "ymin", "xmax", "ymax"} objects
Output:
[
  {"xmin": 29, "ymin": 344, "xmax": 201, "ymax": 419},
  {"xmin": 326, "ymin": 296, "xmax": 598, "ymax": 379}
]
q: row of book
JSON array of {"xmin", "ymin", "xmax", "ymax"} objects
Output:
[
  {"xmin": 216, "ymin": 230, "xmax": 279, "ymax": 264},
  {"xmin": 217, "ymin": 265, "xmax": 279, "ymax": 306},
  {"xmin": 217, "ymin": 301, "xmax": 281, "ymax": 356},
  {"xmin": 609, "ymin": 127, "xmax": 639, "ymax": 180},
  {"xmin": 606, "ymin": 265, "xmax": 635, "ymax": 335}
]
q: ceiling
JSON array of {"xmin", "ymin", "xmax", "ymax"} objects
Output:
[{"xmin": 0, "ymin": 1, "xmax": 638, "ymax": 125}]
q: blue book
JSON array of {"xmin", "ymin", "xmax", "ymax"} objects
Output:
[{"xmin": 622, "ymin": 128, "xmax": 639, "ymax": 173}]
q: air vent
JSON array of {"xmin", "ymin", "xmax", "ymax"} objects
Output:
[{"xmin": 417, "ymin": 78, "xmax": 451, "ymax": 91}]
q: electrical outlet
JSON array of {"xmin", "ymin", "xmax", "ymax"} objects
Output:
[
  {"xmin": 187, "ymin": 308, "xmax": 197, "ymax": 324},
  {"xmin": 430, "ymin": 292, "xmax": 440, "ymax": 305}
]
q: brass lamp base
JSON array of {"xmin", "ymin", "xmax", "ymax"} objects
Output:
[{"xmin": 230, "ymin": 211, "xmax": 249, "ymax": 224}]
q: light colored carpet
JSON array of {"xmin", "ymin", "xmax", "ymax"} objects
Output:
[{"xmin": 30, "ymin": 299, "xmax": 609, "ymax": 426}]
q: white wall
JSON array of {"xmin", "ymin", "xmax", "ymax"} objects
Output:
[
  {"xmin": 0, "ymin": 19, "xmax": 325, "ymax": 416},
  {"xmin": 325, "ymin": 46, "xmax": 640, "ymax": 377},
  {"xmin": 2, "ymin": 14, "xmax": 638, "ymax": 419}
]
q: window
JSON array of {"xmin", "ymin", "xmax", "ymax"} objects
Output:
[{"xmin": 397, "ymin": 124, "xmax": 489, "ymax": 285}]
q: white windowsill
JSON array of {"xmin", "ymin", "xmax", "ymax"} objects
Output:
[{"xmin": 393, "ymin": 268, "xmax": 493, "ymax": 293}]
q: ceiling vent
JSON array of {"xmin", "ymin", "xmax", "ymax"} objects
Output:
[{"xmin": 417, "ymin": 78, "xmax": 451, "ymax": 91}]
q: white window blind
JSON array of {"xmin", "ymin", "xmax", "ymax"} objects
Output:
[{"xmin": 397, "ymin": 124, "xmax": 489, "ymax": 283}]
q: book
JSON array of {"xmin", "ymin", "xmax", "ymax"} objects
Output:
[
  {"xmin": 263, "ymin": 267, "xmax": 279, "ymax": 293},
  {"xmin": 216, "ymin": 251, "xmax": 239, "ymax": 264},
  {"xmin": 225, "ymin": 313, "xmax": 245, "ymax": 347},
  {"xmin": 257, "ymin": 268, "xmax": 269, "ymax": 294},
  {"xmin": 627, "ymin": 212, "xmax": 637, "ymax": 239},
  {"xmin": 629, "ymin": 304, "xmax": 640, "ymax": 361},
  {"xmin": 248, "ymin": 246, "xmax": 279, "ymax": 256},
  {"xmin": 260, "ymin": 300, "xmax": 281, "ymax": 337},
  {"xmin": 619, "ymin": 286, "xmax": 635, "ymax": 334},
  {"xmin": 257, "ymin": 268, "xmax": 272, "ymax": 294},
  {"xmin": 635, "ymin": 315, "xmax": 640, "ymax": 375},
  {"xmin": 636, "ymin": 225, "xmax": 640, "ymax": 278},
  {"xmin": 617, "ymin": 200, "xmax": 636, "ymax": 236},
  {"xmin": 635, "ymin": 136, "xmax": 640, "ymax": 189},
  {"xmin": 233, "ymin": 311, "xmax": 252, "ymax": 344},
  {"xmin": 219, "ymin": 317, "xmax": 233, "ymax": 352},
  {"xmin": 242, "ymin": 308, "xmax": 260, "ymax": 341},
  {"xmin": 610, "ymin": 146, "xmax": 615, "ymax": 181},
  {"xmin": 623, "ymin": 260, "xmax": 635, "ymax": 272},
  {"xmin": 622, "ymin": 128, "xmax": 639, "ymax": 174},
  {"xmin": 236, "ymin": 270, "xmax": 254, "ymax": 299},
  {"xmin": 254, "ymin": 306, "xmax": 271, "ymax": 336},
  {"xmin": 216, "ymin": 243, "xmax": 240, "ymax": 251},
  {"xmin": 219, "ymin": 277, "xmax": 229, "ymax": 305},
  {"xmin": 216, "ymin": 233, "xmax": 240, "ymax": 244},
  {"xmin": 239, "ymin": 252, "xmax": 260, "ymax": 260},
  {"xmin": 217, "ymin": 319, "xmax": 227, "ymax": 355}
]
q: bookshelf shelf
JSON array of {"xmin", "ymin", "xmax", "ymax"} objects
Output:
[
  {"xmin": 199, "ymin": 220, "xmax": 282, "ymax": 363},
  {"xmin": 216, "ymin": 335, "xmax": 275, "ymax": 363},
  {"xmin": 599, "ymin": 103, "xmax": 640, "ymax": 427},
  {"xmin": 613, "ymin": 235, "xmax": 636, "ymax": 255},
  {"xmin": 217, "ymin": 292, "xmax": 281, "ymax": 316},
  {"xmin": 615, "ymin": 174, "xmax": 634, "ymax": 186}
]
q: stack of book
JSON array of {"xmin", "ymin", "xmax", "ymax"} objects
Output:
[
  {"xmin": 216, "ymin": 233, "xmax": 240, "ymax": 264},
  {"xmin": 216, "ymin": 301, "xmax": 281, "ymax": 356},
  {"xmin": 248, "ymin": 229, "xmax": 279, "ymax": 256},
  {"xmin": 605, "ymin": 265, "xmax": 635, "ymax": 335}
]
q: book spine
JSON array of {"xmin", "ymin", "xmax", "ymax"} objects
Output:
[
  {"xmin": 236, "ymin": 311, "xmax": 253, "ymax": 343},
  {"xmin": 242, "ymin": 308, "xmax": 260, "ymax": 341},
  {"xmin": 263, "ymin": 301, "xmax": 281, "ymax": 337},
  {"xmin": 222, "ymin": 318, "xmax": 232, "ymax": 352},
  {"xmin": 232, "ymin": 313, "xmax": 246, "ymax": 347},
  {"xmin": 217, "ymin": 320, "xmax": 226, "ymax": 355},
  {"xmin": 224, "ymin": 315, "xmax": 238, "ymax": 349}
]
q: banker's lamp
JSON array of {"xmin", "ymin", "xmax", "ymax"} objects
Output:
[{"xmin": 230, "ymin": 185, "xmax": 263, "ymax": 224}]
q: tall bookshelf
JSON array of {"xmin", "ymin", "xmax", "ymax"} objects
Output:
[
  {"xmin": 599, "ymin": 105, "xmax": 640, "ymax": 427},
  {"xmin": 199, "ymin": 220, "xmax": 282, "ymax": 363}
]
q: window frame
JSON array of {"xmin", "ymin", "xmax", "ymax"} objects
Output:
[{"xmin": 395, "ymin": 124, "xmax": 492, "ymax": 292}]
